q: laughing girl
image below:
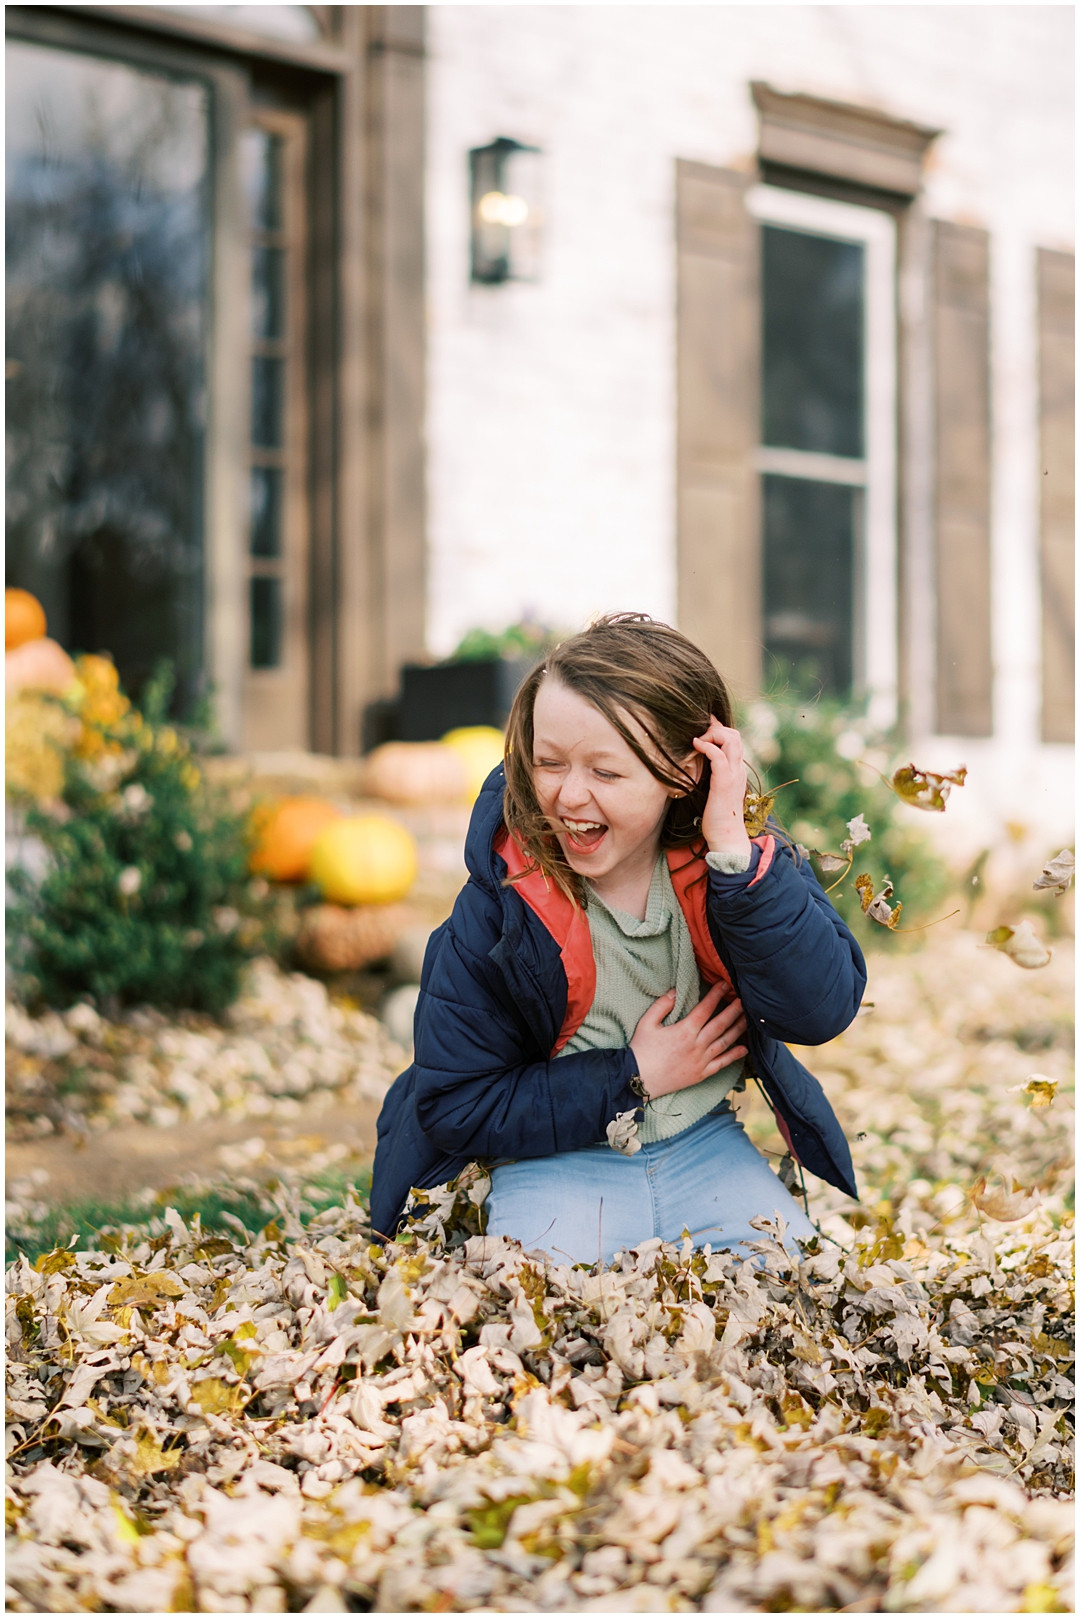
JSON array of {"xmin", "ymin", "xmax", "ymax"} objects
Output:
[{"xmin": 372, "ymin": 614, "xmax": 864, "ymax": 1263}]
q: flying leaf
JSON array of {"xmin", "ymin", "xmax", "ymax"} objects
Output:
[
  {"xmin": 606, "ymin": 1110, "xmax": 642, "ymax": 1157},
  {"xmin": 845, "ymin": 814, "xmax": 872, "ymax": 847},
  {"xmin": 985, "ymin": 922, "xmax": 1052, "ymax": 970},
  {"xmin": 1007, "ymin": 1076, "xmax": 1058, "ymax": 1109},
  {"xmin": 812, "ymin": 850, "xmax": 849, "ymax": 873},
  {"xmin": 856, "ymin": 873, "xmax": 902, "ymax": 929},
  {"xmin": 970, "ymin": 1173, "xmax": 1041, "ymax": 1222},
  {"xmin": 1032, "ymin": 849, "xmax": 1074, "ymax": 897},
  {"xmin": 890, "ymin": 763, "xmax": 967, "ymax": 812},
  {"xmin": 742, "ymin": 791, "xmax": 775, "ymax": 837}
]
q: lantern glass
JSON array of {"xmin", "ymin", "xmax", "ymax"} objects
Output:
[{"xmin": 470, "ymin": 137, "xmax": 542, "ymax": 284}]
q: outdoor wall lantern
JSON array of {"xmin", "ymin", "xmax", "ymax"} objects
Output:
[{"xmin": 469, "ymin": 137, "xmax": 542, "ymax": 284}]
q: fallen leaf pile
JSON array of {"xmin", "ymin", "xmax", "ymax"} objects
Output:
[
  {"xmin": 5, "ymin": 1198, "xmax": 1073, "ymax": 1614},
  {"xmin": 5, "ymin": 931, "xmax": 1074, "ymax": 1614},
  {"xmin": 6, "ymin": 959, "xmax": 406, "ymax": 1142}
]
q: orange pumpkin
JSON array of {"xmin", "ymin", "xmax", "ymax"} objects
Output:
[
  {"xmin": 249, "ymin": 795, "xmax": 343, "ymax": 883},
  {"xmin": 5, "ymin": 637, "xmax": 76, "ymax": 696},
  {"xmin": 5, "ymin": 588, "xmax": 47, "ymax": 651}
]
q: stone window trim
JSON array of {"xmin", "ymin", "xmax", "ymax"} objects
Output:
[{"xmin": 751, "ymin": 81, "xmax": 942, "ymax": 201}]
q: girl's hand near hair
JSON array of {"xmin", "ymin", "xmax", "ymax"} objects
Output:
[
  {"xmin": 629, "ymin": 982, "xmax": 748, "ymax": 1099},
  {"xmin": 692, "ymin": 716, "xmax": 753, "ymax": 859}
]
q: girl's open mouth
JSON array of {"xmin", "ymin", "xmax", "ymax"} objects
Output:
[{"xmin": 561, "ymin": 818, "xmax": 608, "ymax": 853}]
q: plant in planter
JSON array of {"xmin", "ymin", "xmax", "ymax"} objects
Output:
[{"xmin": 391, "ymin": 620, "xmax": 563, "ymax": 742}]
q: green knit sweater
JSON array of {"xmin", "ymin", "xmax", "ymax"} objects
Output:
[{"xmin": 560, "ymin": 849, "xmax": 748, "ymax": 1144}]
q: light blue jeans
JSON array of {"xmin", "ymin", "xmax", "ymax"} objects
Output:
[{"xmin": 485, "ymin": 1106, "xmax": 817, "ymax": 1266}]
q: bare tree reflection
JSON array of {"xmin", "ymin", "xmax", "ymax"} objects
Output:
[{"xmin": 6, "ymin": 42, "xmax": 209, "ymax": 711}]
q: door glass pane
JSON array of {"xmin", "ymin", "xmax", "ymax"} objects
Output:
[
  {"xmin": 250, "ymin": 466, "xmax": 283, "ymax": 559},
  {"xmin": 242, "ymin": 129, "xmax": 283, "ymax": 232},
  {"xmin": 762, "ymin": 225, "xmax": 864, "ymax": 458},
  {"xmin": 250, "ymin": 575, "xmax": 282, "ymax": 668},
  {"xmin": 251, "ymin": 245, "xmax": 285, "ymax": 340},
  {"xmin": 251, "ymin": 356, "xmax": 285, "ymax": 448},
  {"xmin": 6, "ymin": 40, "xmax": 209, "ymax": 711},
  {"xmin": 763, "ymin": 475, "xmax": 857, "ymax": 699}
]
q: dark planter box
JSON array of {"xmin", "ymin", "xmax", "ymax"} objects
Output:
[{"xmin": 395, "ymin": 657, "xmax": 536, "ymax": 742}]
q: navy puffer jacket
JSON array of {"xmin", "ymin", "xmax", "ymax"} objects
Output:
[{"xmin": 370, "ymin": 768, "xmax": 864, "ymax": 1237}]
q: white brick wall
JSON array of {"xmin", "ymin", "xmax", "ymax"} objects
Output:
[{"xmin": 425, "ymin": 5, "xmax": 1073, "ymax": 850}]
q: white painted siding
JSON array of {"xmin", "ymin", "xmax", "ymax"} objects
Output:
[{"xmin": 425, "ymin": 5, "xmax": 1073, "ymax": 851}]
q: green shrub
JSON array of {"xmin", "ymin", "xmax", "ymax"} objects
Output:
[
  {"xmin": 7, "ymin": 665, "xmax": 273, "ymax": 1014},
  {"xmin": 740, "ymin": 697, "xmax": 950, "ymax": 941}
]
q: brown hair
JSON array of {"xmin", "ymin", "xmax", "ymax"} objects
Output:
[{"xmin": 502, "ymin": 613, "xmax": 736, "ymax": 903}]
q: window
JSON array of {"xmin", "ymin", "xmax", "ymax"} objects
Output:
[
  {"xmin": 6, "ymin": 38, "xmax": 210, "ymax": 710},
  {"xmin": 239, "ymin": 111, "xmax": 310, "ymax": 745},
  {"xmin": 748, "ymin": 186, "xmax": 896, "ymax": 723}
]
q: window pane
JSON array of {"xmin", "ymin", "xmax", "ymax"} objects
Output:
[
  {"xmin": 762, "ymin": 226, "xmax": 864, "ymax": 458},
  {"xmin": 250, "ymin": 575, "xmax": 282, "ymax": 668},
  {"xmin": 763, "ymin": 475, "xmax": 857, "ymax": 699},
  {"xmin": 242, "ymin": 129, "xmax": 283, "ymax": 233},
  {"xmin": 251, "ymin": 356, "xmax": 284, "ymax": 448},
  {"xmin": 5, "ymin": 40, "xmax": 209, "ymax": 710},
  {"xmin": 250, "ymin": 466, "xmax": 283, "ymax": 558},
  {"xmin": 252, "ymin": 244, "xmax": 285, "ymax": 340}
]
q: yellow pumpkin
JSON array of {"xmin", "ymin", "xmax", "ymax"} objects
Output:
[
  {"xmin": 441, "ymin": 725, "xmax": 505, "ymax": 801},
  {"xmin": 309, "ymin": 815, "xmax": 418, "ymax": 905},
  {"xmin": 5, "ymin": 588, "xmax": 47, "ymax": 651},
  {"xmin": 364, "ymin": 741, "xmax": 469, "ymax": 805},
  {"xmin": 250, "ymin": 796, "xmax": 343, "ymax": 883},
  {"xmin": 5, "ymin": 637, "xmax": 77, "ymax": 697}
]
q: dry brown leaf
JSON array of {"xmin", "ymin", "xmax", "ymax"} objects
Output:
[
  {"xmin": 1032, "ymin": 849, "xmax": 1075, "ymax": 897},
  {"xmin": 188, "ymin": 1377, "xmax": 247, "ymax": 1416},
  {"xmin": 1007, "ymin": 1076, "xmax": 1058, "ymax": 1110},
  {"xmin": 743, "ymin": 790, "xmax": 775, "ymax": 837},
  {"xmin": 986, "ymin": 922, "xmax": 1053, "ymax": 970},
  {"xmin": 970, "ymin": 1173, "xmax": 1042, "ymax": 1222},
  {"xmin": 106, "ymin": 1274, "xmax": 185, "ymax": 1309},
  {"xmin": 855, "ymin": 873, "xmax": 902, "ymax": 929},
  {"xmin": 890, "ymin": 762, "xmax": 967, "ymax": 812}
]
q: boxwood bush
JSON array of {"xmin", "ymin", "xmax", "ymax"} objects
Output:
[{"xmin": 7, "ymin": 664, "xmax": 273, "ymax": 1015}]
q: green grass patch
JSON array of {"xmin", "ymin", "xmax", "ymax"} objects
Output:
[{"xmin": 6, "ymin": 1165, "xmax": 372, "ymax": 1266}]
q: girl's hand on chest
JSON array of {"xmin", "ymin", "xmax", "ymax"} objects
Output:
[
  {"xmin": 629, "ymin": 980, "xmax": 748, "ymax": 1098},
  {"xmin": 693, "ymin": 718, "xmax": 753, "ymax": 861}
]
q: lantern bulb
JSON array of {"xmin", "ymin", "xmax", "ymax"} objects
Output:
[{"xmin": 478, "ymin": 190, "xmax": 529, "ymax": 227}]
